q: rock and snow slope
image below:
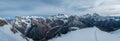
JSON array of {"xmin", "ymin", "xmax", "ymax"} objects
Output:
[
  {"xmin": 0, "ymin": 25, "xmax": 26, "ymax": 41},
  {"xmin": 1, "ymin": 14, "xmax": 120, "ymax": 41},
  {"xmin": 49, "ymin": 27, "xmax": 120, "ymax": 41},
  {"xmin": 1, "ymin": 25, "xmax": 120, "ymax": 41}
]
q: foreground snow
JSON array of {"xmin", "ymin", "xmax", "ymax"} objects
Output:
[
  {"xmin": 0, "ymin": 25, "xmax": 26, "ymax": 41},
  {"xmin": 49, "ymin": 27, "xmax": 120, "ymax": 41}
]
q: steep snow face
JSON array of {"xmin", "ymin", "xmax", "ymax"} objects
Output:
[
  {"xmin": 49, "ymin": 27, "xmax": 120, "ymax": 41},
  {"xmin": 0, "ymin": 25, "xmax": 26, "ymax": 41}
]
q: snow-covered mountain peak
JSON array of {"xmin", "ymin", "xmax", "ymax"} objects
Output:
[
  {"xmin": 52, "ymin": 14, "xmax": 69, "ymax": 19},
  {"xmin": 14, "ymin": 16, "xmax": 31, "ymax": 28}
]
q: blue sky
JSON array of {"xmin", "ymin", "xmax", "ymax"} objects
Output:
[{"xmin": 0, "ymin": 0, "xmax": 120, "ymax": 16}]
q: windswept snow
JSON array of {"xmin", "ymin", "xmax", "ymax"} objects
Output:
[
  {"xmin": 49, "ymin": 27, "xmax": 120, "ymax": 41},
  {"xmin": 0, "ymin": 25, "xmax": 26, "ymax": 41}
]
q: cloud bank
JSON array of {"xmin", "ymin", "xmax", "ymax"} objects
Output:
[{"xmin": 0, "ymin": 0, "xmax": 120, "ymax": 16}]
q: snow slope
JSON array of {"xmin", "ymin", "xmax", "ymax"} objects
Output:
[
  {"xmin": 49, "ymin": 27, "xmax": 120, "ymax": 41},
  {"xmin": 110, "ymin": 29, "xmax": 120, "ymax": 38},
  {"xmin": 0, "ymin": 25, "xmax": 26, "ymax": 41}
]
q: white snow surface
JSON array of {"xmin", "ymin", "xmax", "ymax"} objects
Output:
[
  {"xmin": 110, "ymin": 29, "xmax": 120, "ymax": 38},
  {"xmin": 49, "ymin": 27, "xmax": 120, "ymax": 41},
  {"xmin": 0, "ymin": 25, "xmax": 26, "ymax": 41}
]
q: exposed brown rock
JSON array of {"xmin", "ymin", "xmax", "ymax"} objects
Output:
[{"xmin": 0, "ymin": 20, "xmax": 7, "ymax": 26}]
